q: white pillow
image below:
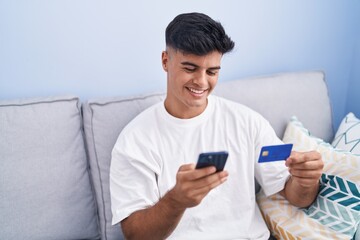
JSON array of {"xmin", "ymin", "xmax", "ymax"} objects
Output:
[{"xmin": 332, "ymin": 112, "xmax": 360, "ymax": 155}]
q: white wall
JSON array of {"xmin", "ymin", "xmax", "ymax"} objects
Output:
[{"xmin": 0, "ymin": 0, "xmax": 359, "ymax": 128}]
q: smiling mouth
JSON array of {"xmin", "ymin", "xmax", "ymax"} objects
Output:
[{"xmin": 187, "ymin": 87, "xmax": 208, "ymax": 95}]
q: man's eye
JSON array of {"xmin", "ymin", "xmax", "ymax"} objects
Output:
[
  {"xmin": 184, "ymin": 68, "xmax": 196, "ymax": 72},
  {"xmin": 207, "ymin": 71, "xmax": 217, "ymax": 76}
]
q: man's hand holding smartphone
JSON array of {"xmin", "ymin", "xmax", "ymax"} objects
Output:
[{"xmin": 167, "ymin": 152, "xmax": 229, "ymax": 209}]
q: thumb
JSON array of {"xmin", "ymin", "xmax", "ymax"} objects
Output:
[{"xmin": 178, "ymin": 163, "xmax": 196, "ymax": 172}]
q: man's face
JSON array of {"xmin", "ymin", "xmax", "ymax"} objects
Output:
[{"xmin": 162, "ymin": 48, "xmax": 222, "ymax": 119}]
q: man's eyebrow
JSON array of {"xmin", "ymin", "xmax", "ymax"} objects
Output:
[
  {"xmin": 181, "ymin": 62, "xmax": 199, "ymax": 68},
  {"xmin": 181, "ymin": 61, "xmax": 221, "ymax": 70},
  {"xmin": 208, "ymin": 66, "xmax": 221, "ymax": 70}
]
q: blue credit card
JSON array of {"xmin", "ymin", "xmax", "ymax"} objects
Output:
[{"xmin": 258, "ymin": 144, "xmax": 293, "ymax": 163}]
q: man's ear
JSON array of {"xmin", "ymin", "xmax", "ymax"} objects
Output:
[{"xmin": 161, "ymin": 51, "xmax": 168, "ymax": 72}]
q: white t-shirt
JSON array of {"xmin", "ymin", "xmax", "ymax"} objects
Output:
[{"xmin": 110, "ymin": 95, "xmax": 290, "ymax": 240}]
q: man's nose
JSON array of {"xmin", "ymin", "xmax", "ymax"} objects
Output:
[{"xmin": 193, "ymin": 71, "xmax": 207, "ymax": 85}]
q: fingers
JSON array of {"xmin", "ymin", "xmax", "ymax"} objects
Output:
[
  {"xmin": 189, "ymin": 171, "xmax": 229, "ymax": 204},
  {"xmin": 178, "ymin": 163, "xmax": 196, "ymax": 171},
  {"xmin": 174, "ymin": 164, "xmax": 228, "ymax": 208},
  {"xmin": 285, "ymin": 151, "xmax": 324, "ymax": 188},
  {"xmin": 178, "ymin": 164, "xmax": 228, "ymax": 189},
  {"xmin": 286, "ymin": 151, "xmax": 322, "ymax": 166},
  {"xmin": 178, "ymin": 163, "xmax": 224, "ymax": 181},
  {"xmin": 290, "ymin": 176, "xmax": 319, "ymax": 187},
  {"xmin": 289, "ymin": 168, "xmax": 320, "ymax": 178},
  {"xmin": 192, "ymin": 170, "xmax": 228, "ymax": 190}
]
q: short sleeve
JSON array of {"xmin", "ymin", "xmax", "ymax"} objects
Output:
[
  {"xmin": 253, "ymin": 117, "xmax": 290, "ymax": 196},
  {"xmin": 110, "ymin": 131, "xmax": 161, "ymax": 225}
]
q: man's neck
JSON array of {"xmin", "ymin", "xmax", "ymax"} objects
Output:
[{"xmin": 163, "ymin": 98, "xmax": 208, "ymax": 119}]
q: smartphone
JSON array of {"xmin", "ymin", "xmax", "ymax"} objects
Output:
[{"xmin": 195, "ymin": 151, "xmax": 229, "ymax": 172}]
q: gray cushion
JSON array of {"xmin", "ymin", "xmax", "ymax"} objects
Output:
[
  {"xmin": 82, "ymin": 93, "xmax": 164, "ymax": 240},
  {"xmin": 214, "ymin": 71, "xmax": 334, "ymax": 142},
  {"xmin": 0, "ymin": 96, "xmax": 99, "ymax": 240}
]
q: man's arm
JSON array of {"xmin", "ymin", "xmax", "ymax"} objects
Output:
[
  {"xmin": 121, "ymin": 163, "xmax": 228, "ymax": 240},
  {"xmin": 279, "ymin": 151, "xmax": 323, "ymax": 208}
]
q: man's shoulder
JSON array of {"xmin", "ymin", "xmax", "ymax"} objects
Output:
[
  {"xmin": 212, "ymin": 95, "xmax": 259, "ymax": 115},
  {"xmin": 211, "ymin": 95, "xmax": 270, "ymax": 129},
  {"xmin": 121, "ymin": 101, "xmax": 163, "ymax": 133}
]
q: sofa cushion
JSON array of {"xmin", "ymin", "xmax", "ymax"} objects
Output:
[
  {"xmin": 0, "ymin": 96, "xmax": 100, "ymax": 239},
  {"xmin": 332, "ymin": 112, "xmax": 360, "ymax": 155},
  {"xmin": 82, "ymin": 93, "xmax": 164, "ymax": 240},
  {"xmin": 257, "ymin": 116, "xmax": 360, "ymax": 239}
]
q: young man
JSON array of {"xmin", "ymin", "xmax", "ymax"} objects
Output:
[{"xmin": 110, "ymin": 12, "xmax": 323, "ymax": 240}]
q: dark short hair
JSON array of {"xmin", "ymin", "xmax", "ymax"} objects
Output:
[{"xmin": 165, "ymin": 12, "xmax": 235, "ymax": 56}]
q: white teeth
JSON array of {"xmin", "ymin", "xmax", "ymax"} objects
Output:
[{"xmin": 189, "ymin": 88, "xmax": 205, "ymax": 94}]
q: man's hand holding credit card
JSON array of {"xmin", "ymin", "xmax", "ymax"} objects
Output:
[{"xmin": 258, "ymin": 143, "xmax": 293, "ymax": 163}]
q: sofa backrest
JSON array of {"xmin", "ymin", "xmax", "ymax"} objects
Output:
[
  {"xmin": 81, "ymin": 70, "xmax": 334, "ymax": 239},
  {"xmin": 213, "ymin": 71, "xmax": 334, "ymax": 142},
  {"xmin": 82, "ymin": 93, "xmax": 164, "ymax": 240}
]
